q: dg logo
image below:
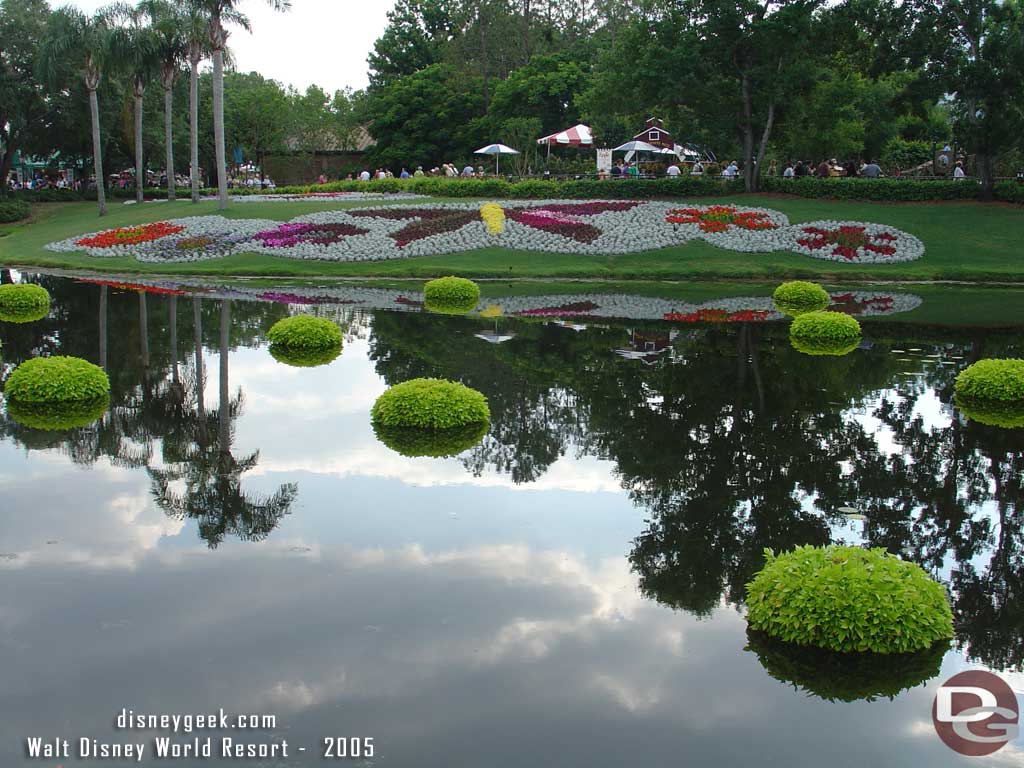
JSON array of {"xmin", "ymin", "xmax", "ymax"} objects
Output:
[{"xmin": 933, "ymin": 670, "xmax": 1020, "ymax": 756}]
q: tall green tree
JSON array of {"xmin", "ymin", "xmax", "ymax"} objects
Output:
[
  {"xmin": 108, "ymin": 1, "xmax": 160, "ymax": 203},
  {"xmin": 920, "ymin": 0, "xmax": 1024, "ymax": 198},
  {"xmin": 0, "ymin": 0, "xmax": 52, "ymax": 198},
  {"xmin": 140, "ymin": 0, "xmax": 188, "ymax": 201},
  {"xmin": 40, "ymin": 6, "xmax": 114, "ymax": 216},
  {"xmin": 194, "ymin": 0, "xmax": 289, "ymax": 210}
]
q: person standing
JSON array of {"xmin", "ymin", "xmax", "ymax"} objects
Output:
[
  {"xmin": 953, "ymin": 160, "xmax": 966, "ymax": 179},
  {"xmin": 690, "ymin": 160, "xmax": 704, "ymax": 176},
  {"xmin": 666, "ymin": 162, "xmax": 681, "ymax": 177},
  {"xmin": 861, "ymin": 160, "xmax": 882, "ymax": 179},
  {"xmin": 783, "ymin": 163, "xmax": 795, "ymax": 178}
]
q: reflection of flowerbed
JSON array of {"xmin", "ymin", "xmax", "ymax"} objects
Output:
[
  {"xmin": 516, "ymin": 301, "xmax": 601, "ymax": 317},
  {"xmin": 47, "ymin": 203, "xmax": 925, "ymax": 264},
  {"xmin": 76, "ymin": 221, "xmax": 185, "ymax": 248},
  {"xmin": 664, "ymin": 309, "xmax": 771, "ymax": 323},
  {"xmin": 79, "ymin": 278, "xmax": 189, "ymax": 296},
  {"xmin": 253, "ymin": 222, "xmax": 369, "ymax": 247}
]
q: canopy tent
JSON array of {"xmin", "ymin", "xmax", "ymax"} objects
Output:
[
  {"xmin": 612, "ymin": 140, "xmax": 660, "ymax": 164},
  {"xmin": 474, "ymin": 143, "xmax": 519, "ymax": 175},
  {"xmin": 537, "ymin": 124, "xmax": 594, "ymax": 160}
]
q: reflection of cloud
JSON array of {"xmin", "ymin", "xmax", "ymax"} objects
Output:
[{"xmin": 0, "ymin": 454, "xmax": 183, "ymax": 569}]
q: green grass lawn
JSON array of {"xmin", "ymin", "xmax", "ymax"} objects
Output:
[{"xmin": 2, "ymin": 195, "xmax": 1022, "ymax": 282}]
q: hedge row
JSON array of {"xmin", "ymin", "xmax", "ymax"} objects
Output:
[
  {"xmin": 0, "ymin": 199, "xmax": 31, "ymax": 223},
  {"xmin": 7, "ymin": 176, "xmax": 1024, "ymax": 204}
]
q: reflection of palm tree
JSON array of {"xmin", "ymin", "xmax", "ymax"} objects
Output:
[{"xmin": 149, "ymin": 299, "xmax": 297, "ymax": 548}]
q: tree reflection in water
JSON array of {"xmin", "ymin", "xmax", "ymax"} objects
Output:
[{"xmin": 0, "ymin": 278, "xmax": 1021, "ymax": 671}]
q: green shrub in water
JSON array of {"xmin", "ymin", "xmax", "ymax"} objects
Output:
[
  {"xmin": 423, "ymin": 276, "xmax": 480, "ymax": 314},
  {"xmin": 790, "ymin": 335, "xmax": 861, "ymax": 357},
  {"xmin": 773, "ymin": 281, "xmax": 830, "ymax": 315},
  {"xmin": 0, "ymin": 284, "xmax": 51, "ymax": 323},
  {"xmin": 745, "ymin": 545, "xmax": 953, "ymax": 654},
  {"xmin": 744, "ymin": 629, "xmax": 948, "ymax": 703},
  {"xmin": 373, "ymin": 421, "xmax": 488, "ymax": 458},
  {"xmin": 6, "ymin": 395, "xmax": 110, "ymax": 431},
  {"xmin": 4, "ymin": 356, "xmax": 110, "ymax": 403},
  {"xmin": 371, "ymin": 378, "xmax": 490, "ymax": 429},
  {"xmin": 955, "ymin": 359, "xmax": 1024, "ymax": 403},
  {"xmin": 269, "ymin": 344, "xmax": 342, "ymax": 368},
  {"xmin": 267, "ymin": 315, "xmax": 343, "ymax": 350},
  {"xmin": 955, "ymin": 397, "xmax": 1024, "ymax": 429},
  {"xmin": 789, "ymin": 311, "xmax": 861, "ymax": 356}
]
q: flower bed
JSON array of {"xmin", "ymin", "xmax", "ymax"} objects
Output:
[
  {"xmin": 46, "ymin": 201, "xmax": 925, "ymax": 264},
  {"xmin": 785, "ymin": 221, "xmax": 924, "ymax": 263}
]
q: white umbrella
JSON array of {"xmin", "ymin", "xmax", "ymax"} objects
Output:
[
  {"xmin": 612, "ymin": 140, "xmax": 660, "ymax": 154},
  {"xmin": 474, "ymin": 330, "xmax": 517, "ymax": 344},
  {"xmin": 474, "ymin": 143, "xmax": 520, "ymax": 175}
]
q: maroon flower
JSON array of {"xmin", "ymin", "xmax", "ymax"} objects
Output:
[{"xmin": 796, "ymin": 225, "xmax": 897, "ymax": 260}]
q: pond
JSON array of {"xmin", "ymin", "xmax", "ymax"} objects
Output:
[{"xmin": 1, "ymin": 272, "xmax": 1022, "ymax": 767}]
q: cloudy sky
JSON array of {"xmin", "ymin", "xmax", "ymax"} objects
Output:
[{"xmin": 63, "ymin": 0, "xmax": 393, "ymax": 93}]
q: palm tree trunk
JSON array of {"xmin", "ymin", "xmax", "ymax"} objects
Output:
[
  {"xmin": 134, "ymin": 86, "xmax": 145, "ymax": 204},
  {"xmin": 219, "ymin": 299, "xmax": 231, "ymax": 450},
  {"xmin": 193, "ymin": 297, "xmax": 206, "ymax": 440},
  {"xmin": 165, "ymin": 87, "xmax": 176, "ymax": 202},
  {"xmin": 99, "ymin": 284, "xmax": 108, "ymax": 370},
  {"xmin": 89, "ymin": 87, "xmax": 107, "ymax": 216},
  {"xmin": 190, "ymin": 56, "xmax": 200, "ymax": 203},
  {"xmin": 212, "ymin": 48, "xmax": 228, "ymax": 210},
  {"xmin": 139, "ymin": 291, "xmax": 150, "ymax": 379},
  {"xmin": 170, "ymin": 295, "xmax": 179, "ymax": 386}
]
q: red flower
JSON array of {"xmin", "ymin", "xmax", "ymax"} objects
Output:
[
  {"xmin": 796, "ymin": 226, "xmax": 897, "ymax": 260},
  {"xmin": 666, "ymin": 206, "xmax": 777, "ymax": 232},
  {"xmin": 76, "ymin": 222, "xmax": 185, "ymax": 248}
]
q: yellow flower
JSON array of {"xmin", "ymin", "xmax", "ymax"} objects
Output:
[
  {"xmin": 479, "ymin": 303, "xmax": 504, "ymax": 318},
  {"xmin": 479, "ymin": 203, "xmax": 505, "ymax": 234}
]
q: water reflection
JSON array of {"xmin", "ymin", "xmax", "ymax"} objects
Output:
[{"xmin": 1, "ymin": 274, "xmax": 1023, "ymax": 765}]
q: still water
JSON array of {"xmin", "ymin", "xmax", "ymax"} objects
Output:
[{"xmin": 1, "ymin": 273, "xmax": 1022, "ymax": 767}]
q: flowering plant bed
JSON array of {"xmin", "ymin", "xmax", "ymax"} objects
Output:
[
  {"xmin": 785, "ymin": 221, "xmax": 924, "ymax": 263},
  {"xmin": 46, "ymin": 202, "xmax": 925, "ymax": 265}
]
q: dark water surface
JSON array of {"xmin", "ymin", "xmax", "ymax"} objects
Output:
[{"xmin": 1, "ymin": 273, "xmax": 1022, "ymax": 767}]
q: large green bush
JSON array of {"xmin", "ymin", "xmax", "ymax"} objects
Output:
[
  {"xmin": 267, "ymin": 315, "xmax": 343, "ymax": 350},
  {"xmin": 745, "ymin": 629, "xmax": 948, "ymax": 702},
  {"xmin": 4, "ymin": 356, "xmax": 111, "ymax": 403},
  {"xmin": 955, "ymin": 359, "xmax": 1024, "ymax": 402},
  {"xmin": 789, "ymin": 311, "xmax": 862, "ymax": 356},
  {"xmin": 759, "ymin": 176, "xmax": 979, "ymax": 202},
  {"xmin": 373, "ymin": 421, "xmax": 488, "ymax": 458},
  {"xmin": 773, "ymin": 281, "xmax": 830, "ymax": 315},
  {"xmin": 423, "ymin": 276, "xmax": 481, "ymax": 314},
  {"xmin": 0, "ymin": 199, "xmax": 31, "ymax": 223},
  {"xmin": 371, "ymin": 378, "xmax": 490, "ymax": 429},
  {"xmin": 746, "ymin": 545, "xmax": 954, "ymax": 654},
  {"xmin": 0, "ymin": 284, "xmax": 51, "ymax": 323},
  {"xmin": 6, "ymin": 396, "xmax": 110, "ymax": 431}
]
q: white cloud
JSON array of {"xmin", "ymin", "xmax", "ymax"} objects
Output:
[{"xmin": 61, "ymin": 0, "xmax": 393, "ymax": 92}]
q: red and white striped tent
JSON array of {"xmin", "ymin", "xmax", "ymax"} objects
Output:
[{"xmin": 536, "ymin": 124, "xmax": 594, "ymax": 158}]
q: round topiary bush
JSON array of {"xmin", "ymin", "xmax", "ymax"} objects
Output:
[
  {"xmin": 745, "ymin": 545, "xmax": 953, "ymax": 654},
  {"xmin": 423, "ymin": 276, "xmax": 480, "ymax": 314},
  {"xmin": 267, "ymin": 315, "xmax": 343, "ymax": 351},
  {"xmin": 269, "ymin": 344, "xmax": 342, "ymax": 368},
  {"xmin": 371, "ymin": 378, "xmax": 490, "ymax": 429},
  {"xmin": 744, "ymin": 629, "xmax": 948, "ymax": 703},
  {"xmin": 0, "ymin": 284, "xmax": 51, "ymax": 324},
  {"xmin": 789, "ymin": 311, "xmax": 861, "ymax": 356},
  {"xmin": 373, "ymin": 421, "xmax": 488, "ymax": 458},
  {"xmin": 4, "ymin": 356, "xmax": 110, "ymax": 404},
  {"xmin": 955, "ymin": 359, "xmax": 1024, "ymax": 403},
  {"xmin": 6, "ymin": 396, "xmax": 110, "ymax": 431},
  {"xmin": 773, "ymin": 281, "xmax": 830, "ymax": 315}
]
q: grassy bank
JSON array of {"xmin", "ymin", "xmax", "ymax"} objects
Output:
[{"xmin": 2, "ymin": 196, "xmax": 1023, "ymax": 282}]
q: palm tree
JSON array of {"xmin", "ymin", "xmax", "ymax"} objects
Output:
[
  {"xmin": 107, "ymin": 1, "xmax": 159, "ymax": 204},
  {"xmin": 193, "ymin": 0, "xmax": 290, "ymax": 210},
  {"xmin": 140, "ymin": 0, "xmax": 187, "ymax": 202},
  {"xmin": 40, "ymin": 7, "xmax": 114, "ymax": 216},
  {"xmin": 183, "ymin": 1, "xmax": 211, "ymax": 202}
]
